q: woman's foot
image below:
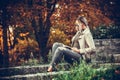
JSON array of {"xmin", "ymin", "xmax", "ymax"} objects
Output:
[{"xmin": 47, "ymin": 66, "xmax": 53, "ymax": 72}]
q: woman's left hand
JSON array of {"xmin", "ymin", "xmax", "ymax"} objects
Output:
[{"xmin": 71, "ymin": 47, "xmax": 80, "ymax": 53}]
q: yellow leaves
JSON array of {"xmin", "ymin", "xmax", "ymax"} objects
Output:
[
  {"xmin": 15, "ymin": 38, "xmax": 39, "ymax": 53},
  {"xmin": 0, "ymin": 31, "xmax": 2, "ymax": 37},
  {"xmin": 66, "ymin": 39, "xmax": 70, "ymax": 45},
  {"xmin": 0, "ymin": 28, "xmax": 2, "ymax": 36},
  {"xmin": 0, "ymin": 28, "xmax": 3, "ymax": 50},
  {"xmin": 48, "ymin": 28, "xmax": 70, "ymax": 48},
  {"xmin": 19, "ymin": 32, "xmax": 29, "ymax": 37}
]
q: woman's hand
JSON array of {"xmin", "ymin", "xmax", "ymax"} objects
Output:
[{"xmin": 71, "ymin": 47, "xmax": 80, "ymax": 53}]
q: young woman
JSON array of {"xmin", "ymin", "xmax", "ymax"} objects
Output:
[{"xmin": 47, "ymin": 16, "xmax": 96, "ymax": 72}]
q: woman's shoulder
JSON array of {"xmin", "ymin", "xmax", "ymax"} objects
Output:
[{"xmin": 83, "ymin": 28, "xmax": 91, "ymax": 34}]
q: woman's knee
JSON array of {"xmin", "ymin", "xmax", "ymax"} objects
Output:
[
  {"xmin": 57, "ymin": 47, "xmax": 66, "ymax": 52},
  {"xmin": 53, "ymin": 42, "xmax": 63, "ymax": 48},
  {"xmin": 53, "ymin": 42, "xmax": 60, "ymax": 46}
]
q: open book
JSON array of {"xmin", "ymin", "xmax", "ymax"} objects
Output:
[{"xmin": 64, "ymin": 46, "xmax": 72, "ymax": 50}]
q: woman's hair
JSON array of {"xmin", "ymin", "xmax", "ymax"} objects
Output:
[{"xmin": 77, "ymin": 16, "xmax": 88, "ymax": 26}]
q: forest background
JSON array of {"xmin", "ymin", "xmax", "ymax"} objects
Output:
[{"xmin": 0, "ymin": 0, "xmax": 120, "ymax": 67}]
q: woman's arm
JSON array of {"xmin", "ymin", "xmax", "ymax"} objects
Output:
[{"xmin": 79, "ymin": 33, "xmax": 96, "ymax": 54}]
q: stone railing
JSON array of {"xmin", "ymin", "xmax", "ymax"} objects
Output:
[{"xmin": 92, "ymin": 39, "xmax": 120, "ymax": 63}]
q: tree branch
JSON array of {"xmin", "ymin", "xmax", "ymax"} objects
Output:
[{"xmin": 47, "ymin": 0, "xmax": 57, "ymax": 17}]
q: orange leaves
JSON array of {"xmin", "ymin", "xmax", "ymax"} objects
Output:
[
  {"xmin": 52, "ymin": 0, "xmax": 114, "ymax": 29},
  {"xmin": 14, "ymin": 38, "xmax": 39, "ymax": 54},
  {"xmin": 0, "ymin": 29, "xmax": 2, "ymax": 37},
  {"xmin": 19, "ymin": 32, "xmax": 29, "ymax": 37},
  {"xmin": 48, "ymin": 28, "xmax": 70, "ymax": 48}
]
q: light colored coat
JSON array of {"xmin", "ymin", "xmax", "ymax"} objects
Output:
[{"xmin": 72, "ymin": 27, "xmax": 96, "ymax": 60}]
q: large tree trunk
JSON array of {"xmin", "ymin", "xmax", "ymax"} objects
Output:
[
  {"xmin": 32, "ymin": 0, "xmax": 57, "ymax": 63},
  {"xmin": 32, "ymin": 17, "xmax": 51, "ymax": 62},
  {"xmin": 3, "ymin": 25, "xmax": 9, "ymax": 67},
  {"xmin": 39, "ymin": 17, "xmax": 51, "ymax": 63},
  {"xmin": 1, "ymin": 1, "xmax": 9, "ymax": 67}
]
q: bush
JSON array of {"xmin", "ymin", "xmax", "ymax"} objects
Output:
[
  {"xmin": 91, "ymin": 24, "xmax": 120, "ymax": 39},
  {"xmin": 53, "ymin": 61, "xmax": 120, "ymax": 80},
  {"xmin": 47, "ymin": 28, "xmax": 70, "ymax": 48}
]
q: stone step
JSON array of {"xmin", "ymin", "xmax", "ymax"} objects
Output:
[
  {"xmin": 0, "ymin": 64, "xmax": 48, "ymax": 77},
  {"xmin": 113, "ymin": 54, "xmax": 120, "ymax": 62},
  {"xmin": 1, "ymin": 62, "xmax": 120, "ymax": 80},
  {"xmin": 0, "ymin": 71, "xmax": 71, "ymax": 80},
  {"xmin": 94, "ymin": 53, "xmax": 120, "ymax": 63},
  {"xmin": 0, "ymin": 63, "xmax": 69, "ymax": 77}
]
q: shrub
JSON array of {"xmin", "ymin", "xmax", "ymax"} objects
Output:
[
  {"xmin": 47, "ymin": 28, "xmax": 70, "ymax": 48},
  {"xmin": 53, "ymin": 61, "xmax": 120, "ymax": 80},
  {"xmin": 91, "ymin": 24, "xmax": 120, "ymax": 39}
]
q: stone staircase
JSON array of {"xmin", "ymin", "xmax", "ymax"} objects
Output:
[
  {"xmin": 1, "ymin": 62, "xmax": 120, "ymax": 80},
  {"xmin": 0, "ymin": 63, "xmax": 70, "ymax": 80},
  {"xmin": 1, "ymin": 39, "xmax": 120, "ymax": 80},
  {"xmin": 93, "ymin": 39, "xmax": 120, "ymax": 63}
]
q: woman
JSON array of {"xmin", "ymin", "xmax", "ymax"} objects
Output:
[{"xmin": 47, "ymin": 16, "xmax": 96, "ymax": 72}]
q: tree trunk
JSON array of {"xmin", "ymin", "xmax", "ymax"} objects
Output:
[
  {"xmin": 32, "ymin": 0, "xmax": 57, "ymax": 63},
  {"xmin": 3, "ymin": 26, "xmax": 9, "ymax": 67},
  {"xmin": 32, "ymin": 18, "xmax": 50, "ymax": 63},
  {"xmin": 2, "ymin": 6, "xmax": 9, "ymax": 67},
  {"xmin": 39, "ymin": 19, "xmax": 51, "ymax": 63}
]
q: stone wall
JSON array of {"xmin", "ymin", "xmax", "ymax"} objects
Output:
[{"xmin": 93, "ymin": 39, "xmax": 120, "ymax": 63}]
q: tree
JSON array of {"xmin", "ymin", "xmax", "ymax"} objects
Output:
[
  {"xmin": 31, "ymin": 0, "xmax": 58, "ymax": 62},
  {"xmin": 0, "ymin": 0, "xmax": 119, "ymax": 65},
  {"xmin": 8, "ymin": 0, "xmax": 115, "ymax": 63},
  {"xmin": 0, "ymin": 0, "xmax": 26, "ymax": 67},
  {"xmin": 7, "ymin": 0, "xmax": 58, "ymax": 62},
  {"xmin": 0, "ymin": 0, "xmax": 9, "ymax": 67}
]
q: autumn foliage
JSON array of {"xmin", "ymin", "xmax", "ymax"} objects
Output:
[{"xmin": 0, "ymin": 0, "xmax": 119, "ymax": 66}]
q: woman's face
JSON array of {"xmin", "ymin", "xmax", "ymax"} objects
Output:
[{"xmin": 75, "ymin": 20, "xmax": 83, "ymax": 31}]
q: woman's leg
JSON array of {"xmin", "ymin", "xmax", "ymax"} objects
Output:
[
  {"xmin": 47, "ymin": 42, "xmax": 64, "ymax": 72},
  {"xmin": 50, "ymin": 47, "xmax": 81, "ymax": 67},
  {"xmin": 52, "ymin": 42, "xmax": 64, "ymax": 55},
  {"xmin": 64, "ymin": 55, "xmax": 74, "ymax": 65}
]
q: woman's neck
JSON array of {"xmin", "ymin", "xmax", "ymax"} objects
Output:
[{"xmin": 82, "ymin": 25, "xmax": 87, "ymax": 29}]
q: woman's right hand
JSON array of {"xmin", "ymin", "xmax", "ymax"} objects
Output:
[{"xmin": 71, "ymin": 47, "xmax": 80, "ymax": 53}]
